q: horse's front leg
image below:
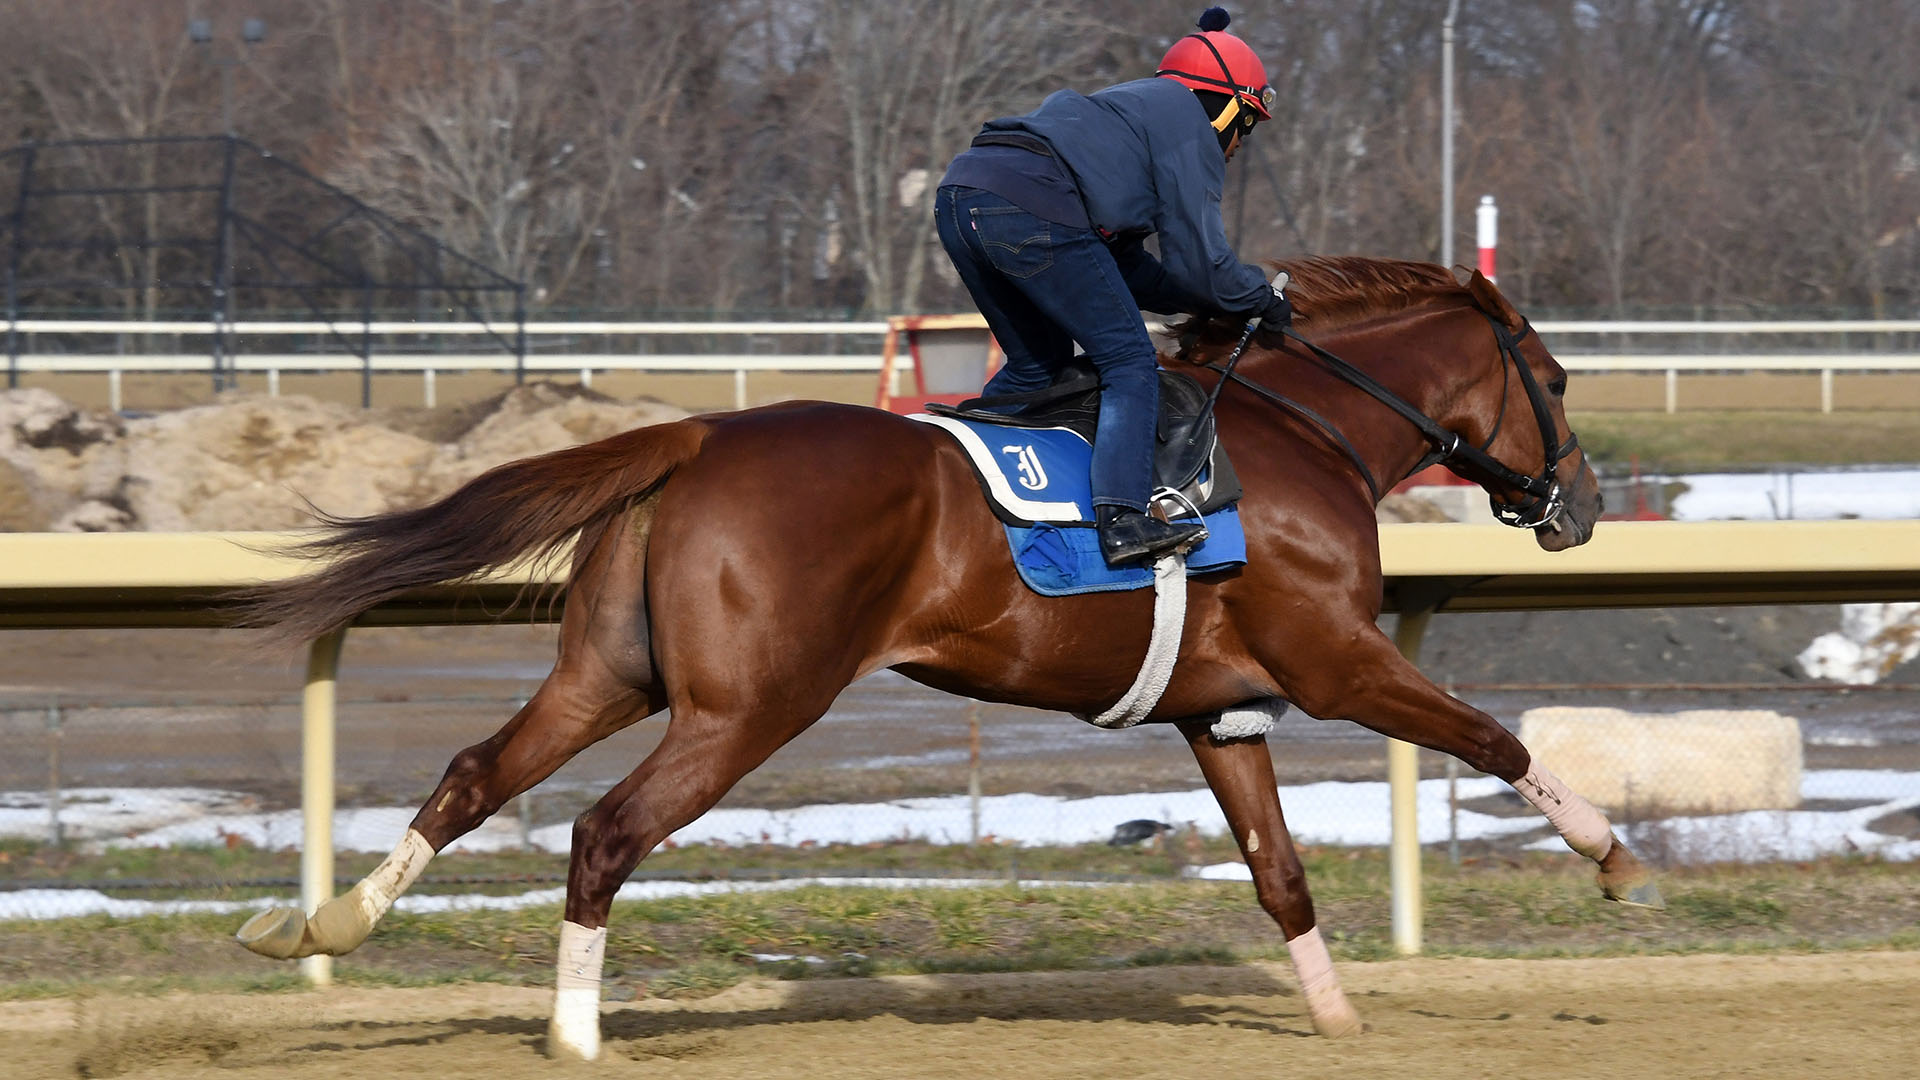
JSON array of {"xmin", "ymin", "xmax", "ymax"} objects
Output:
[
  {"xmin": 1178, "ymin": 719, "xmax": 1364, "ymax": 1037},
  {"xmin": 1279, "ymin": 625, "xmax": 1662, "ymax": 908}
]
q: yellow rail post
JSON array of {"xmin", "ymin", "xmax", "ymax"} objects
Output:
[
  {"xmin": 301, "ymin": 629, "xmax": 347, "ymax": 987},
  {"xmin": 1388, "ymin": 607, "xmax": 1435, "ymax": 955}
]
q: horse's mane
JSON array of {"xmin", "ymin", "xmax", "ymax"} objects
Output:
[{"xmin": 1170, "ymin": 255, "xmax": 1476, "ymax": 361}]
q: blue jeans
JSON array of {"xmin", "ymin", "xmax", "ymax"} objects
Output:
[{"xmin": 935, "ymin": 185, "xmax": 1159, "ymax": 513}]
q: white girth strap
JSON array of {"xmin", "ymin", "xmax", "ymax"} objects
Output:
[{"xmin": 1077, "ymin": 551, "xmax": 1187, "ymax": 729}]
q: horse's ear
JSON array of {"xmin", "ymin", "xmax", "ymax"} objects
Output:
[{"xmin": 1463, "ymin": 269, "xmax": 1524, "ymax": 330}]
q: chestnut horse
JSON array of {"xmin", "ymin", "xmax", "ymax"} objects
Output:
[{"xmin": 235, "ymin": 257, "xmax": 1658, "ymax": 1059}]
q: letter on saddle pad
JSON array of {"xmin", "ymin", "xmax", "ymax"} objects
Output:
[{"xmin": 909, "ymin": 369, "xmax": 1249, "ymax": 597}]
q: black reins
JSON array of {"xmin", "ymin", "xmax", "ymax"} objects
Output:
[{"xmin": 1202, "ymin": 313, "xmax": 1576, "ymax": 530}]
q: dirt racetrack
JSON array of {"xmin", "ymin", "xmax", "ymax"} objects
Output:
[{"xmin": 5, "ymin": 951, "xmax": 1914, "ymax": 1079}]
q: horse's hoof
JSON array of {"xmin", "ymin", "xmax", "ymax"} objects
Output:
[
  {"xmin": 1601, "ymin": 877, "xmax": 1666, "ymax": 910},
  {"xmin": 304, "ymin": 888, "xmax": 374, "ymax": 956},
  {"xmin": 1313, "ymin": 1009, "xmax": 1367, "ymax": 1038},
  {"xmin": 545, "ymin": 1028, "xmax": 600, "ymax": 1062},
  {"xmin": 548, "ymin": 988, "xmax": 603, "ymax": 1061},
  {"xmin": 236, "ymin": 907, "xmax": 311, "ymax": 959}
]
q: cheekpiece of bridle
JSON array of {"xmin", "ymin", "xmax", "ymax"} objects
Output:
[
  {"xmin": 1206, "ymin": 312, "xmax": 1577, "ymax": 532},
  {"xmin": 1431, "ymin": 318, "xmax": 1579, "ymax": 531}
]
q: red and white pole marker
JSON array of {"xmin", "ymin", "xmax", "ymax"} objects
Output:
[{"xmin": 1475, "ymin": 194, "xmax": 1498, "ymax": 282}]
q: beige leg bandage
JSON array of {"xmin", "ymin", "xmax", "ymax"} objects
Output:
[
  {"xmin": 356, "ymin": 828, "xmax": 435, "ymax": 921},
  {"xmin": 301, "ymin": 828, "xmax": 435, "ymax": 955},
  {"xmin": 550, "ymin": 921, "xmax": 607, "ymax": 1061},
  {"xmin": 1286, "ymin": 926, "xmax": 1361, "ymax": 1037},
  {"xmin": 1514, "ymin": 763, "xmax": 1614, "ymax": 862}
]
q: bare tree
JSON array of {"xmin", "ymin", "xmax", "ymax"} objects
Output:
[
  {"xmin": 1519, "ymin": 1, "xmax": 1733, "ymax": 315},
  {"xmin": 10, "ymin": 1, "xmax": 202, "ymax": 321},
  {"xmin": 0, "ymin": 0, "xmax": 1914, "ymax": 318},
  {"xmin": 323, "ymin": 0, "xmax": 712, "ymax": 309},
  {"xmin": 816, "ymin": 0, "xmax": 1098, "ymax": 313},
  {"xmin": 1740, "ymin": 0, "xmax": 1920, "ymax": 312}
]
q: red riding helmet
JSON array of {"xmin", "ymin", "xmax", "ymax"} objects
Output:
[{"xmin": 1156, "ymin": 8, "xmax": 1275, "ymax": 125}]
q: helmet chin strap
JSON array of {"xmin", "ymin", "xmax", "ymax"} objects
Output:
[{"xmin": 1210, "ymin": 96, "xmax": 1242, "ymax": 132}]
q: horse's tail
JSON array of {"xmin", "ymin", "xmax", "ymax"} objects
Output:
[{"xmin": 239, "ymin": 418, "xmax": 709, "ymax": 647}]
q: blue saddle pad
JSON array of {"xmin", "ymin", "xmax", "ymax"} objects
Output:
[
  {"xmin": 1007, "ymin": 507, "xmax": 1247, "ymax": 596},
  {"xmin": 908, "ymin": 413, "xmax": 1247, "ymax": 597}
]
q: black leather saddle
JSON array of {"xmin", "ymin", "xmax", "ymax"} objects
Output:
[{"xmin": 925, "ymin": 363, "xmax": 1241, "ymax": 519}]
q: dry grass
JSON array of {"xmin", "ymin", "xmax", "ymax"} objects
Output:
[
  {"xmin": 1571, "ymin": 410, "xmax": 1920, "ymax": 469},
  {"xmin": 3, "ymin": 848, "xmax": 1915, "ymax": 1001}
]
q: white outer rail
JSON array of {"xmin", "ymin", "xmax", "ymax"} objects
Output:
[
  {"xmin": 13, "ymin": 317, "xmax": 1920, "ymax": 334},
  {"xmin": 2, "ymin": 319, "xmax": 896, "ymax": 410},
  {"xmin": 3, "ymin": 319, "xmax": 893, "ymax": 335},
  {"xmin": 7, "ymin": 318, "xmax": 1920, "ymax": 412},
  {"xmin": 5, "ymin": 354, "xmax": 892, "ymax": 411}
]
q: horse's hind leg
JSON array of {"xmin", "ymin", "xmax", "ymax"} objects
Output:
[
  {"xmin": 1280, "ymin": 625, "xmax": 1661, "ymax": 908},
  {"xmin": 547, "ymin": 697, "xmax": 834, "ymax": 1060},
  {"xmin": 238, "ymin": 669, "xmax": 659, "ymax": 959},
  {"xmin": 239, "ymin": 514, "xmax": 663, "ymax": 960},
  {"xmin": 1180, "ymin": 719, "xmax": 1364, "ymax": 1037}
]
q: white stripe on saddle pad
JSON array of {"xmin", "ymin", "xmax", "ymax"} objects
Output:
[{"xmin": 908, "ymin": 413, "xmax": 1086, "ymax": 523}]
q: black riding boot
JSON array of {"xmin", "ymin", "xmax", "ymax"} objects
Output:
[{"xmin": 1096, "ymin": 505, "xmax": 1207, "ymax": 567}]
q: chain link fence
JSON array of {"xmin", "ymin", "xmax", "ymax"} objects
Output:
[{"xmin": 4, "ymin": 668, "xmax": 1918, "ymax": 921}]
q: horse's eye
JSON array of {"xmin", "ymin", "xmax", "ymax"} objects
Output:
[{"xmin": 1548, "ymin": 377, "xmax": 1567, "ymax": 397}]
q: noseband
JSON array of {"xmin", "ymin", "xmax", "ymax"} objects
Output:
[{"xmin": 1200, "ymin": 313, "xmax": 1577, "ymax": 531}]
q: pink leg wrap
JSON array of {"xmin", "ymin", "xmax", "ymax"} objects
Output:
[
  {"xmin": 1515, "ymin": 763, "xmax": 1614, "ymax": 862},
  {"xmin": 1286, "ymin": 926, "xmax": 1359, "ymax": 1034}
]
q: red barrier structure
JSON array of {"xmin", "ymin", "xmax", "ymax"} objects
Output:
[{"xmin": 874, "ymin": 315, "xmax": 1002, "ymax": 414}]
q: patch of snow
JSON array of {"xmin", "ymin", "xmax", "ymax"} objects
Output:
[
  {"xmin": 13, "ymin": 771, "xmax": 1919, "ymax": 864},
  {"xmin": 81, "ymin": 776, "xmax": 1541, "ymax": 854},
  {"xmin": 0, "ymin": 787, "xmax": 258, "ymax": 843},
  {"xmin": 1666, "ymin": 469, "xmax": 1920, "ymax": 522},
  {"xmin": 0, "ymin": 876, "xmax": 1102, "ymax": 922},
  {"xmin": 1798, "ymin": 603, "xmax": 1920, "ymax": 685},
  {"xmin": 7, "ymin": 770, "xmax": 1920, "ymax": 923},
  {"xmin": 1184, "ymin": 862, "xmax": 1254, "ymax": 881}
]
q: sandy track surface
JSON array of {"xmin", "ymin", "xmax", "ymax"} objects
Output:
[{"xmin": 7, "ymin": 951, "xmax": 1915, "ymax": 1079}]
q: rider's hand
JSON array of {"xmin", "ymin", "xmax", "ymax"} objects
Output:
[{"xmin": 1255, "ymin": 290, "xmax": 1292, "ymax": 335}]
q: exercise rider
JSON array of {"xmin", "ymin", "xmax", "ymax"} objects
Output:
[{"xmin": 934, "ymin": 6, "xmax": 1291, "ymax": 567}]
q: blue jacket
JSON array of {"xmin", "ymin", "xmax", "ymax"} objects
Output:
[{"xmin": 965, "ymin": 78, "xmax": 1273, "ymax": 318}]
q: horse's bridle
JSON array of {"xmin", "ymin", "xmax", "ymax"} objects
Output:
[
  {"xmin": 1201, "ymin": 313, "xmax": 1577, "ymax": 531},
  {"xmin": 1425, "ymin": 318, "xmax": 1578, "ymax": 530}
]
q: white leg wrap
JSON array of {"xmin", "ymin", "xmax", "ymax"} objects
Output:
[
  {"xmin": 550, "ymin": 921, "xmax": 606, "ymax": 1061},
  {"xmin": 1286, "ymin": 926, "xmax": 1361, "ymax": 1036},
  {"xmin": 354, "ymin": 828, "xmax": 435, "ymax": 923},
  {"xmin": 1515, "ymin": 763, "xmax": 1614, "ymax": 862}
]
